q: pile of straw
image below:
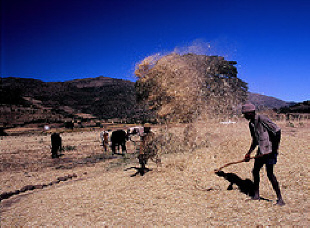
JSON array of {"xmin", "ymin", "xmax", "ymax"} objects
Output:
[{"xmin": 135, "ymin": 53, "xmax": 248, "ymax": 123}]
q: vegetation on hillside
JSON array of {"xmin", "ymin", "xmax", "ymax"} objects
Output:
[
  {"xmin": 277, "ymin": 100, "xmax": 310, "ymax": 113},
  {"xmin": 0, "ymin": 77, "xmax": 155, "ymax": 127}
]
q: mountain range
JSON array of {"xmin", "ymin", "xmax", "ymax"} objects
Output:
[{"xmin": 0, "ymin": 76, "xmax": 305, "ymax": 128}]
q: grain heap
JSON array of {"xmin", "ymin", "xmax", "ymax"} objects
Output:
[
  {"xmin": 135, "ymin": 53, "xmax": 248, "ymax": 123},
  {"xmin": 134, "ymin": 53, "xmax": 248, "ymax": 158}
]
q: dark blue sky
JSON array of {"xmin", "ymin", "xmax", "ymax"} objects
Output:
[{"xmin": 1, "ymin": 0, "xmax": 309, "ymax": 102}]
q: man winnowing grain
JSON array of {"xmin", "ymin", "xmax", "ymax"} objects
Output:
[{"xmin": 242, "ymin": 103, "xmax": 285, "ymax": 206}]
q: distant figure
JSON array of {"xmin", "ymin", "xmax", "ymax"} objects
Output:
[
  {"xmin": 51, "ymin": 132, "xmax": 62, "ymax": 159},
  {"xmin": 100, "ymin": 130, "xmax": 110, "ymax": 152},
  {"xmin": 125, "ymin": 124, "xmax": 161, "ymax": 176},
  {"xmin": 110, "ymin": 129, "xmax": 128, "ymax": 155},
  {"xmin": 242, "ymin": 103, "xmax": 285, "ymax": 206},
  {"xmin": 138, "ymin": 123, "xmax": 159, "ymax": 172}
]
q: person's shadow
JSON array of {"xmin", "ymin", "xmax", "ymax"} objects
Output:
[
  {"xmin": 124, "ymin": 166, "xmax": 152, "ymax": 177},
  {"xmin": 215, "ymin": 171, "xmax": 271, "ymax": 201}
]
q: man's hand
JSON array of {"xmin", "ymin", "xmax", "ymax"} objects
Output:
[{"xmin": 244, "ymin": 154, "xmax": 251, "ymax": 162}]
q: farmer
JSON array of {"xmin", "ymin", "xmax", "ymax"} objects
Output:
[
  {"xmin": 100, "ymin": 130, "xmax": 110, "ymax": 152},
  {"xmin": 138, "ymin": 123, "xmax": 158, "ymax": 171},
  {"xmin": 242, "ymin": 103, "xmax": 285, "ymax": 206},
  {"xmin": 51, "ymin": 132, "xmax": 62, "ymax": 159}
]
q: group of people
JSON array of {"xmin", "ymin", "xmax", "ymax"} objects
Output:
[
  {"xmin": 50, "ymin": 124, "xmax": 155, "ymax": 161},
  {"xmin": 99, "ymin": 123, "xmax": 156, "ymax": 174},
  {"xmin": 99, "ymin": 123, "xmax": 155, "ymax": 156},
  {"xmin": 50, "ymin": 103, "xmax": 285, "ymax": 206}
]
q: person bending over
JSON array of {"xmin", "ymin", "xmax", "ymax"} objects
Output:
[{"xmin": 242, "ymin": 103, "xmax": 285, "ymax": 206}]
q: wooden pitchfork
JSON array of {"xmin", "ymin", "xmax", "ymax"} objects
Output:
[{"xmin": 214, "ymin": 154, "xmax": 265, "ymax": 172}]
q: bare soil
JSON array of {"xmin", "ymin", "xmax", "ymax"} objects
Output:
[{"xmin": 0, "ymin": 121, "xmax": 309, "ymax": 226}]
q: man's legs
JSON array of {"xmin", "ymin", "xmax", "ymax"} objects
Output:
[
  {"xmin": 252, "ymin": 158, "xmax": 264, "ymax": 200},
  {"xmin": 266, "ymin": 164, "xmax": 285, "ymax": 205},
  {"xmin": 104, "ymin": 138, "xmax": 109, "ymax": 152}
]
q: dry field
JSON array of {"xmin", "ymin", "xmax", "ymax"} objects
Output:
[{"xmin": 0, "ymin": 120, "xmax": 309, "ymax": 226}]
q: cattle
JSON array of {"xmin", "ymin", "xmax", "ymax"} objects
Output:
[
  {"xmin": 127, "ymin": 126, "xmax": 144, "ymax": 137},
  {"xmin": 64, "ymin": 121, "xmax": 74, "ymax": 129},
  {"xmin": 110, "ymin": 129, "xmax": 128, "ymax": 155},
  {"xmin": 51, "ymin": 133, "xmax": 62, "ymax": 158},
  {"xmin": 0, "ymin": 127, "xmax": 8, "ymax": 136},
  {"xmin": 126, "ymin": 126, "xmax": 145, "ymax": 153}
]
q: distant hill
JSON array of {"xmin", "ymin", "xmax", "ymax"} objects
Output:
[
  {"xmin": 247, "ymin": 92, "xmax": 294, "ymax": 110},
  {"xmin": 0, "ymin": 76, "xmax": 303, "ymax": 128},
  {"xmin": 246, "ymin": 93, "xmax": 310, "ymax": 114},
  {"xmin": 277, "ymin": 100, "xmax": 310, "ymax": 113},
  {"xmin": 0, "ymin": 76, "xmax": 154, "ymax": 128}
]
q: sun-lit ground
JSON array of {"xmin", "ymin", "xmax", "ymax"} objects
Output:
[{"xmin": 0, "ymin": 120, "xmax": 309, "ymax": 226}]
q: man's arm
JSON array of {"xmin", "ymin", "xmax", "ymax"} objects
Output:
[
  {"xmin": 244, "ymin": 124, "xmax": 258, "ymax": 162},
  {"xmin": 245, "ymin": 139, "xmax": 257, "ymax": 159},
  {"xmin": 248, "ymin": 140, "xmax": 257, "ymax": 154},
  {"xmin": 244, "ymin": 123, "xmax": 258, "ymax": 160}
]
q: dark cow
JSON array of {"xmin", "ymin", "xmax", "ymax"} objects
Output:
[
  {"xmin": 0, "ymin": 127, "xmax": 8, "ymax": 136},
  {"xmin": 110, "ymin": 130, "xmax": 128, "ymax": 155},
  {"xmin": 64, "ymin": 121, "xmax": 74, "ymax": 129},
  {"xmin": 51, "ymin": 133, "xmax": 62, "ymax": 158}
]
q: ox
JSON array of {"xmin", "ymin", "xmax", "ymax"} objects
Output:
[
  {"xmin": 127, "ymin": 126, "xmax": 144, "ymax": 137},
  {"xmin": 110, "ymin": 129, "xmax": 128, "ymax": 155}
]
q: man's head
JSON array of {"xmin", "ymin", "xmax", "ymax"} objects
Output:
[{"xmin": 242, "ymin": 103, "xmax": 256, "ymax": 120}]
